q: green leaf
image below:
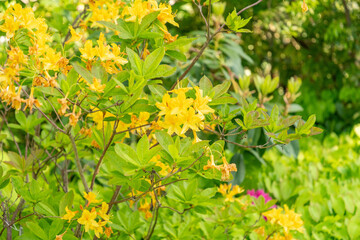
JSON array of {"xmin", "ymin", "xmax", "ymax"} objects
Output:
[
  {"xmin": 48, "ymin": 219, "xmax": 63, "ymax": 239},
  {"xmin": 212, "ymin": 81, "xmax": 231, "ymax": 99},
  {"xmin": 308, "ymin": 202, "xmax": 322, "ymax": 222},
  {"xmin": 26, "ymin": 222, "xmax": 48, "ymax": 240},
  {"xmin": 143, "ymin": 47, "xmax": 165, "ymax": 75},
  {"xmin": 348, "ymin": 215, "xmax": 360, "ymax": 239},
  {"xmin": 115, "ymin": 143, "xmax": 141, "ymax": 167},
  {"xmin": 126, "ymin": 48, "xmax": 143, "ymax": 75},
  {"xmin": 137, "ymin": 135, "xmax": 149, "ymax": 164},
  {"xmin": 166, "ymin": 37, "xmax": 197, "ymax": 50},
  {"xmin": 145, "ymin": 65, "xmax": 176, "ymax": 79},
  {"xmin": 35, "ymin": 202, "xmax": 58, "ymax": 216},
  {"xmin": 155, "ymin": 131, "xmax": 174, "ymax": 154},
  {"xmin": 166, "ymin": 50, "xmax": 187, "ymax": 62},
  {"xmin": 72, "ymin": 62, "xmax": 94, "ymax": 83},
  {"xmin": 98, "ymin": 21, "xmax": 133, "ymax": 39},
  {"xmin": 138, "ymin": 11, "xmax": 160, "ymax": 34},
  {"xmin": 15, "ymin": 111, "xmax": 26, "ymax": 127},
  {"xmin": 226, "ymin": 10, "xmax": 252, "ymax": 32},
  {"xmin": 59, "ymin": 190, "xmax": 74, "ymax": 216}
]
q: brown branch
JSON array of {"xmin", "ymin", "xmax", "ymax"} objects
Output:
[
  {"xmin": 90, "ymin": 120, "xmax": 119, "ymax": 191},
  {"xmin": 68, "ymin": 134, "xmax": 90, "ymax": 192}
]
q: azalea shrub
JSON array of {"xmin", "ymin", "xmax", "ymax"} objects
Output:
[{"xmin": 0, "ymin": 0, "xmax": 321, "ymax": 239}]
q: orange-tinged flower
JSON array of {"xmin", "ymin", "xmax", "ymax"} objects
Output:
[
  {"xmin": 57, "ymin": 97, "xmax": 69, "ymax": 116},
  {"xmin": 104, "ymin": 226, "xmax": 113, "ymax": 238},
  {"xmin": 203, "ymin": 155, "xmax": 220, "ymax": 171},
  {"xmin": 55, "ymin": 231, "xmax": 66, "ymax": 240},
  {"xmin": 84, "ymin": 192, "xmax": 102, "ymax": 207},
  {"xmin": 66, "ymin": 109, "xmax": 81, "ymax": 127},
  {"xmin": 61, "ymin": 206, "xmax": 78, "ymax": 222},
  {"xmin": 23, "ymin": 87, "xmax": 41, "ymax": 113}
]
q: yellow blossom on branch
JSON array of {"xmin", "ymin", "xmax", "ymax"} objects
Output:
[
  {"xmin": 84, "ymin": 192, "xmax": 102, "ymax": 207},
  {"xmin": 61, "ymin": 206, "xmax": 78, "ymax": 222}
]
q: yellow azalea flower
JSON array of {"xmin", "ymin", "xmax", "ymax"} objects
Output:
[
  {"xmin": 160, "ymin": 26, "xmax": 178, "ymax": 43},
  {"xmin": 10, "ymin": 86, "xmax": 22, "ymax": 110},
  {"xmin": 138, "ymin": 199, "xmax": 152, "ymax": 219},
  {"xmin": 180, "ymin": 108, "xmax": 203, "ymax": 135},
  {"xmin": 0, "ymin": 15, "xmax": 20, "ymax": 38},
  {"xmin": 65, "ymin": 26, "xmax": 82, "ymax": 44},
  {"xmin": 150, "ymin": 155, "xmax": 171, "ymax": 176},
  {"xmin": 156, "ymin": 3, "xmax": 179, "ymax": 27},
  {"xmin": 158, "ymin": 114, "xmax": 182, "ymax": 136},
  {"xmin": 193, "ymin": 86, "xmax": 214, "ymax": 117},
  {"xmin": 96, "ymin": 33, "xmax": 113, "ymax": 61},
  {"xmin": 263, "ymin": 205, "xmax": 304, "ymax": 234},
  {"xmin": 98, "ymin": 202, "xmax": 110, "ymax": 222},
  {"xmin": 218, "ymin": 183, "xmax": 231, "ymax": 196},
  {"xmin": 122, "ymin": 0, "xmax": 151, "ymax": 23},
  {"xmin": 80, "ymin": 40, "xmax": 97, "ymax": 60},
  {"xmin": 7, "ymin": 47, "xmax": 27, "ymax": 66},
  {"xmin": 88, "ymin": 110, "xmax": 115, "ymax": 130},
  {"xmin": 217, "ymin": 183, "xmax": 243, "ymax": 202},
  {"xmin": 84, "ymin": 192, "xmax": 102, "ymax": 207},
  {"xmin": 40, "ymin": 47, "xmax": 62, "ymax": 71},
  {"xmin": 156, "ymin": 93, "xmax": 173, "ymax": 116},
  {"xmin": 61, "ymin": 206, "xmax": 78, "ymax": 222},
  {"xmin": 77, "ymin": 208, "xmax": 98, "ymax": 232},
  {"xmin": 101, "ymin": 61, "xmax": 117, "ymax": 74},
  {"xmin": 88, "ymin": 77, "xmax": 106, "ymax": 93},
  {"xmin": 93, "ymin": 220, "xmax": 107, "ymax": 238},
  {"xmin": 111, "ymin": 43, "xmax": 128, "ymax": 65},
  {"xmin": 302, "ymin": 0, "xmax": 309, "ymax": 13},
  {"xmin": 170, "ymin": 91, "xmax": 194, "ymax": 115}
]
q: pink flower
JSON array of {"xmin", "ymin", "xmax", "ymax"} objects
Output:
[{"xmin": 247, "ymin": 189, "xmax": 272, "ymax": 203}]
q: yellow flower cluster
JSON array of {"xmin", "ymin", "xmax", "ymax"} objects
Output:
[
  {"xmin": 156, "ymin": 87, "xmax": 214, "ymax": 138},
  {"xmin": 80, "ymin": 33, "xmax": 128, "ymax": 74},
  {"xmin": 88, "ymin": 0, "xmax": 124, "ymax": 28},
  {"xmin": 122, "ymin": 0, "xmax": 178, "ymax": 27},
  {"xmin": 263, "ymin": 205, "xmax": 304, "ymax": 237},
  {"xmin": 60, "ymin": 192, "xmax": 112, "ymax": 238},
  {"xmin": 204, "ymin": 156, "xmax": 237, "ymax": 181},
  {"xmin": 218, "ymin": 183, "xmax": 244, "ymax": 202},
  {"xmin": 0, "ymin": 4, "xmax": 71, "ymax": 111}
]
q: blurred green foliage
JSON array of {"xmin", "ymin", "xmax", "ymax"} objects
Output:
[{"xmin": 255, "ymin": 127, "xmax": 360, "ymax": 239}]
